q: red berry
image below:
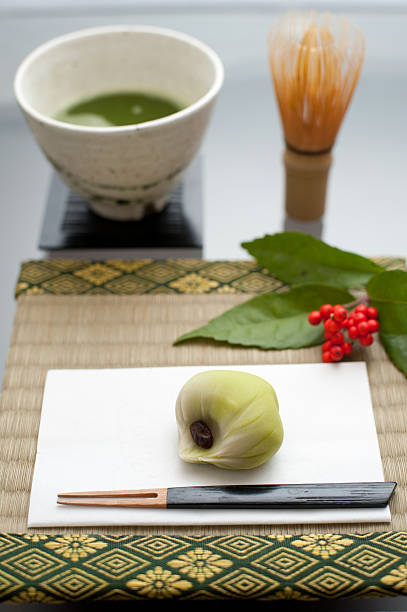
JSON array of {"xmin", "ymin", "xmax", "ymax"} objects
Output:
[
  {"xmin": 333, "ymin": 305, "xmax": 347, "ymax": 322},
  {"xmin": 357, "ymin": 321, "xmax": 369, "ymax": 336},
  {"xmin": 308, "ymin": 310, "xmax": 322, "ymax": 326},
  {"xmin": 353, "ymin": 312, "xmax": 367, "ymax": 325},
  {"xmin": 330, "ymin": 345, "xmax": 344, "ymax": 361},
  {"xmin": 320, "ymin": 304, "xmax": 334, "ymax": 319},
  {"xmin": 366, "ymin": 307, "xmax": 379, "ymax": 320},
  {"xmin": 343, "ymin": 341, "xmax": 353, "ymax": 355},
  {"xmin": 322, "ymin": 351, "xmax": 333, "ymax": 363},
  {"xmin": 348, "ymin": 326, "xmax": 359, "ymax": 339},
  {"xmin": 324, "ymin": 330, "xmax": 333, "ymax": 340},
  {"xmin": 330, "ymin": 332, "xmax": 345, "ymax": 345},
  {"xmin": 346, "ymin": 317, "xmax": 355, "ymax": 328},
  {"xmin": 360, "ymin": 333, "xmax": 374, "ymax": 346},
  {"xmin": 355, "ymin": 304, "xmax": 368, "ymax": 315},
  {"xmin": 322, "ymin": 341, "xmax": 332, "ymax": 352},
  {"xmin": 324, "ymin": 318, "xmax": 342, "ymax": 333},
  {"xmin": 367, "ymin": 319, "xmax": 379, "ymax": 333}
]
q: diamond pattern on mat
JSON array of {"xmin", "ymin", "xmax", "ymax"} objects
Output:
[
  {"xmin": 41, "ymin": 274, "xmax": 92, "ymax": 294},
  {"xmin": 135, "ymin": 261, "xmax": 185, "ymax": 284},
  {"xmin": 252, "ymin": 547, "xmax": 318, "ymax": 580},
  {"xmin": 231, "ymin": 272, "xmax": 284, "ymax": 293},
  {"xmin": 74, "ymin": 264, "xmax": 122, "ymax": 286},
  {"xmin": 42, "ymin": 568, "xmax": 108, "ymax": 601},
  {"xmin": 19, "ymin": 262, "xmax": 58, "ymax": 284},
  {"xmin": 297, "ymin": 566, "xmax": 364, "ymax": 599},
  {"xmin": 208, "ymin": 536, "xmax": 272, "ymax": 559},
  {"xmin": 2, "ymin": 549, "xmax": 67, "ymax": 580},
  {"xmin": 210, "ymin": 567, "xmax": 279, "ymax": 599},
  {"xmin": 0, "ymin": 535, "xmax": 28, "ymax": 558},
  {"xmin": 371, "ymin": 532, "xmax": 407, "ymax": 553},
  {"xmin": 104, "ymin": 275, "xmax": 156, "ymax": 294},
  {"xmin": 0, "ymin": 569, "xmax": 24, "ymax": 598},
  {"xmin": 336, "ymin": 545, "xmax": 400, "ymax": 577},
  {"xmin": 125, "ymin": 537, "xmax": 189, "ymax": 560},
  {"xmin": 166, "ymin": 259, "xmax": 210, "ymax": 271},
  {"xmin": 200, "ymin": 262, "xmax": 257, "ymax": 283},
  {"xmin": 83, "ymin": 549, "xmax": 149, "ymax": 580}
]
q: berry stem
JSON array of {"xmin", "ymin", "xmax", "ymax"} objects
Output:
[{"xmin": 343, "ymin": 293, "xmax": 370, "ymax": 310}]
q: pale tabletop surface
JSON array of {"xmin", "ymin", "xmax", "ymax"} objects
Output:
[{"xmin": 0, "ymin": 1, "xmax": 406, "ymax": 610}]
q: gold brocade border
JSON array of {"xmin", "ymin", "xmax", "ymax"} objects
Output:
[
  {"xmin": 16, "ymin": 259, "xmax": 287, "ymax": 297},
  {"xmin": 16, "ymin": 257, "xmax": 405, "ymax": 298},
  {"xmin": 1, "ymin": 533, "xmax": 407, "ymax": 602}
]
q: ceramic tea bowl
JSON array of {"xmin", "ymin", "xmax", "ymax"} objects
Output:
[{"xmin": 14, "ymin": 25, "xmax": 224, "ymax": 220}]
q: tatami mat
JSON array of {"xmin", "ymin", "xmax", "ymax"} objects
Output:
[{"xmin": 1, "ymin": 294, "xmax": 406, "ymax": 535}]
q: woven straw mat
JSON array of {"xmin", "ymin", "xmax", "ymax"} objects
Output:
[{"xmin": 0, "ymin": 294, "xmax": 406, "ymax": 535}]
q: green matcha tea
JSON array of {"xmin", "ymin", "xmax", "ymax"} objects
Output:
[{"xmin": 54, "ymin": 91, "xmax": 183, "ymax": 127}]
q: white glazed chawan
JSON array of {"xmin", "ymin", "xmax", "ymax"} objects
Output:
[{"xmin": 14, "ymin": 26, "xmax": 224, "ymax": 220}]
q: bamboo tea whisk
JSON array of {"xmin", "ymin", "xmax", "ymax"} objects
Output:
[{"xmin": 268, "ymin": 12, "xmax": 365, "ymax": 220}]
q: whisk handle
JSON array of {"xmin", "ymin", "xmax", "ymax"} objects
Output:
[{"xmin": 284, "ymin": 148, "xmax": 333, "ymax": 221}]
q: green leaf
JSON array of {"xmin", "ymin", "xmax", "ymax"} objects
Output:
[
  {"xmin": 242, "ymin": 232, "xmax": 383, "ymax": 289},
  {"xmin": 174, "ymin": 284, "xmax": 353, "ymax": 349},
  {"xmin": 366, "ymin": 270, "xmax": 407, "ymax": 376}
]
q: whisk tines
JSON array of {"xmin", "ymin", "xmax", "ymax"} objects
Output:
[{"xmin": 268, "ymin": 11, "xmax": 365, "ymax": 153}]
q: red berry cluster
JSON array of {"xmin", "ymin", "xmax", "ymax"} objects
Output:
[{"xmin": 308, "ymin": 303, "xmax": 379, "ymax": 363}]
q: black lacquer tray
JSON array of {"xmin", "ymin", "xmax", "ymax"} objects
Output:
[{"xmin": 39, "ymin": 160, "xmax": 203, "ymax": 256}]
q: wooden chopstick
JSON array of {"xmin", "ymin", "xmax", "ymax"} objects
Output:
[
  {"xmin": 58, "ymin": 488, "xmax": 168, "ymax": 508},
  {"xmin": 57, "ymin": 482, "xmax": 396, "ymax": 510}
]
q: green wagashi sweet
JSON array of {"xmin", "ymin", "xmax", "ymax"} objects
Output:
[{"xmin": 175, "ymin": 370, "xmax": 284, "ymax": 470}]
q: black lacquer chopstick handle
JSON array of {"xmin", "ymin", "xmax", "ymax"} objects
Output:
[{"xmin": 167, "ymin": 482, "xmax": 396, "ymax": 509}]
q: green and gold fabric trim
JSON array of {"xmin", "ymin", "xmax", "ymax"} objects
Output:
[
  {"xmin": 1, "ymin": 533, "xmax": 407, "ymax": 602},
  {"xmin": 15, "ymin": 259, "xmax": 289, "ymax": 297},
  {"xmin": 15, "ymin": 257, "xmax": 405, "ymax": 298}
]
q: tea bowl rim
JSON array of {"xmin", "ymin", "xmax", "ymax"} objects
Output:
[{"xmin": 14, "ymin": 24, "xmax": 224, "ymax": 134}]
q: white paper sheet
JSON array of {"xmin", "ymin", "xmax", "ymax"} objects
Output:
[{"xmin": 28, "ymin": 362, "xmax": 390, "ymax": 527}]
